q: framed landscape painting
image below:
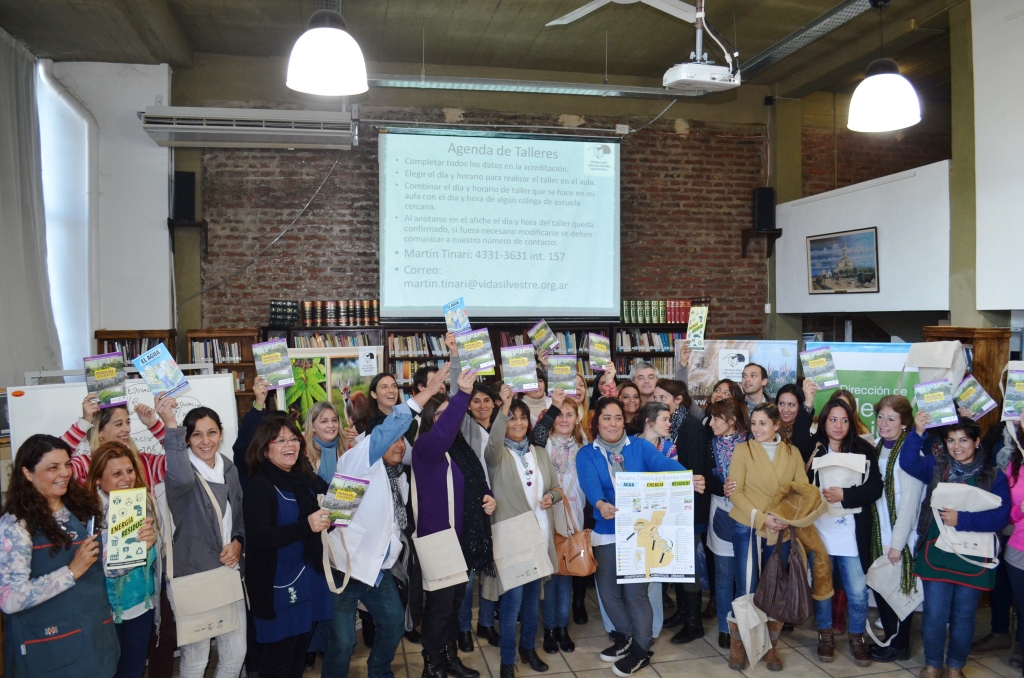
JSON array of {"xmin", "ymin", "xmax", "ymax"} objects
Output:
[{"xmin": 806, "ymin": 227, "xmax": 879, "ymax": 294}]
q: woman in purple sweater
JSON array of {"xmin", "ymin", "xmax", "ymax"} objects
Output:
[{"xmin": 412, "ymin": 368, "xmax": 497, "ymax": 678}]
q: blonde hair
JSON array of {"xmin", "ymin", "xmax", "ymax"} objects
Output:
[
  {"xmin": 86, "ymin": 441, "xmax": 160, "ymax": 538},
  {"xmin": 88, "ymin": 406, "xmax": 143, "ymax": 456},
  {"xmin": 304, "ymin": 401, "xmax": 342, "ymax": 472}
]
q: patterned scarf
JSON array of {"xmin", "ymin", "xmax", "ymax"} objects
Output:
[
  {"xmin": 870, "ymin": 431, "xmax": 916, "ymax": 596},
  {"xmin": 449, "ymin": 433, "xmax": 496, "ymax": 577},
  {"xmin": 385, "ymin": 461, "xmax": 408, "ymax": 531},
  {"xmin": 668, "ymin": 406, "xmax": 686, "ymax": 441},
  {"xmin": 948, "ymin": 454, "xmax": 984, "ymax": 484},
  {"xmin": 598, "ymin": 435, "xmax": 628, "ymax": 476},
  {"xmin": 505, "ymin": 436, "xmax": 531, "ymax": 464},
  {"xmin": 712, "ymin": 432, "xmax": 747, "ymax": 484},
  {"xmin": 548, "ymin": 435, "xmax": 578, "ymax": 475}
]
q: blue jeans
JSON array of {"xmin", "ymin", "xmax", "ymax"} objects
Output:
[
  {"xmin": 920, "ymin": 579, "xmax": 984, "ymax": 669},
  {"xmin": 114, "ymin": 608, "xmax": 154, "ymax": 678},
  {"xmin": 324, "ymin": 571, "xmax": 406, "ymax": 678},
  {"xmin": 498, "ymin": 579, "xmax": 541, "ymax": 665},
  {"xmin": 541, "ymin": 575, "xmax": 572, "ymax": 629},
  {"xmin": 713, "ymin": 553, "xmax": 736, "ymax": 633},
  {"xmin": 732, "ymin": 522, "xmax": 777, "ymax": 596},
  {"xmin": 810, "ymin": 554, "xmax": 868, "ymax": 633},
  {"xmin": 459, "ymin": 571, "xmax": 498, "ymax": 631}
]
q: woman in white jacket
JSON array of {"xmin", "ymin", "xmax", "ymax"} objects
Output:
[{"xmin": 868, "ymin": 395, "xmax": 925, "ymax": 663}]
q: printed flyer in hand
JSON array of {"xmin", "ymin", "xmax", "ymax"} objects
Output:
[
  {"xmin": 501, "ymin": 346, "xmax": 539, "ymax": 392},
  {"xmin": 915, "ymin": 379, "xmax": 959, "ymax": 428},
  {"xmin": 527, "ymin": 319, "xmax": 559, "ymax": 353},
  {"xmin": 84, "ymin": 352, "xmax": 128, "ymax": 408},
  {"xmin": 952, "ymin": 374, "xmax": 997, "ymax": 421},
  {"xmin": 106, "ymin": 487, "xmax": 148, "ymax": 567},
  {"xmin": 253, "ymin": 339, "xmax": 295, "ymax": 389},
  {"xmin": 547, "ymin": 355, "xmax": 578, "ymax": 395},
  {"xmin": 799, "ymin": 346, "xmax": 840, "ymax": 390},
  {"xmin": 322, "ymin": 473, "xmax": 370, "ymax": 527},
  {"xmin": 455, "ymin": 328, "xmax": 496, "ymax": 375},
  {"xmin": 614, "ymin": 471, "xmax": 695, "ymax": 584}
]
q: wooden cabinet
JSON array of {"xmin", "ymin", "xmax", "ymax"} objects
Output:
[
  {"xmin": 921, "ymin": 326, "xmax": 1011, "ymax": 434},
  {"xmin": 95, "ymin": 329, "xmax": 177, "ymax": 362},
  {"xmin": 186, "ymin": 328, "xmax": 260, "ymax": 420}
]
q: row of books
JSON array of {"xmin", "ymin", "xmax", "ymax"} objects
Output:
[
  {"xmin": 99, "ymin": 337, "xmax": 168, "ymax": 363},
  {"xmin": 393, "ymin": 359, "xmax": 450, "ymax": 386},
  {"xmin": 613, "ymin": 356, "xmax": 675, "ymax": 377},
  {"xmin": 215, "ymin": 368, "xmax": 247, "ymax": 392},
  {"xmin": 387, "ymin": 333, "xmax": 451, "ymax": 359},
  {"xmin": 299, "ymin": 299, "xmax": 380, "ymax": 328},
  {"xmin": 620, "ymin": 297, "xmax": 712, "ymax": 325},
  {"xmin": 495, "ymin": 330, "xmax": 593, "ymax": 354},
  {"xmin": 291, "ymin": 331, "xmax": 380, "ymax": 349},
  {"xmin": 615, "ymin": 330, "xmax": 687, "ymax": 354},
  {"xmin": 191, "ymin": 340, "xmax": 244, "ymax": 364}
]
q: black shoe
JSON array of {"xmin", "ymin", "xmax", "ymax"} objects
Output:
[
  {"xmin": 718, "ymin": 632, "xmax": 730, "ymax": 649},
  {"xmin": 519, "ymin": 648, "xmax": 549, "ymax": 672},
  {"xmin": 572, "ymin": 599, "xmax": 588, "ymax": 625},
  {"xmin": 458, "ymin": 631, "xmax": 475, "ymax": 653},
  {"xmin": 476, "ymin": 623, "xmax": 500, "ymax": 647},
  {"xmin": 556, "ymin": 627, "xmax": 575, "ymax": 653},
  {"xmin": 669, "ymin": 591, "xmax": 705, "ymax": 645},
  {"xmin": 663, "ymin": 608, "xmax": 686, "ymax": 629},
  {"xmin": 612, "ymin": 648, "xmax": 651, "ymax": 677},
  {"xmin": 782, "ymin": 624, "xmax": 794, "ymax": 633},
  {"xmin": 443, "ymin": 642, "xmax": 480, "ymax": 678},
  {"xmin": 406, "ymin": 629, "xmax": 422, "ymax": 644},
  {"xmin": 543, "ymin": 629, "xmax": 559, "ymax": 654},
  {"xmin": 305, "ymin": 652, "xmax": 317, "ymax": 667},
  {"xmin": 422, "ymin": 650, "xmax": 446, "ymax": 678},
  {"xmin": 500, "ymin": 665, "xmax": 516, "ymax": 678},
  {"xmin": 600, "ymin": 634, "xmax": 633, "ymax": 663},
  {"xmin": 869, "ymin": 644, "xmax": 910, "ymax": 663}
]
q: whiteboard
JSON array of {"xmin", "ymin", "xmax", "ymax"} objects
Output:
[{"xmin": 6, "ymin": 374, "xmax": 239, "ymax": 459}]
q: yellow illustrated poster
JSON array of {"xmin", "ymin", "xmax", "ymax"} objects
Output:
[
  {"xmin": 106, "ymin": 487, "xmax": 147, "ymax": 567},
  {"xmin": 614, "ymin": 471, "xmax": 695, "ymax": 584}
]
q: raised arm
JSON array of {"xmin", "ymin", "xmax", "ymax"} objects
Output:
[
  {"xmin": 486, "ymin": 409, "xmax": 511, "ymax": 470},
  {"xmin": 413, "ymin": 378, "xmax": 472, "ymax": 465},
  {"xmin": 898, "ymin": 417, "xmax": 935, "ymax": 485},
  {"xmin": 533, "ymin": 388, "xmax": 565, "ymax": 446}
]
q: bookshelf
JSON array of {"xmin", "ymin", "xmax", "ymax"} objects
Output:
[
  {"xmin": 385, "ymin": 324, "xmax": 450, "ymax": 389},
  {"xmin": 95, "ymin": 329, "xmax": 177, "ymax": 362},
  {"xmin": 187, "ymin": 328, "xmax": 260, "ymax": 419},
  {"xmin": 612, "ymin": 324, "xmax": 687, "ymax": 378},
  {"xmin": 921, "ymin": 326, "xmax": 1011, "ymax": 434}
]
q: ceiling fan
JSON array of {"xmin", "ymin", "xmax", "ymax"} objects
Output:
[{"xmin": 545, "ymin": 0, "xmax": 696, "ymax": 26}]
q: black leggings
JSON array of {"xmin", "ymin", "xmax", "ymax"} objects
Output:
[
  {"xmin": 421, "ymin": 580, "xmax": 467, "ymax": 653},
  {"xmin": 259, "ymin": 630, "xmax": 314, "ymax": 678}
]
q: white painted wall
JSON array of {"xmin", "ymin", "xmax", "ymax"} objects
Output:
[
  {"xmin": 973, "ymin": 0, "xmax": 1024, "ymax": 311},
  {"xmin": 775, "ymin": 161, "xmax": 950, "ymax": 314},
  {"xmin": 51, "ymin": 62, "xmax": 172, "ymax": 331}
]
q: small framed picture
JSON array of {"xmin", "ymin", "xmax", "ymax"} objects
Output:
[{"xmin": 806, "ymin": 227, "xmax": 879, "ymax": 294}]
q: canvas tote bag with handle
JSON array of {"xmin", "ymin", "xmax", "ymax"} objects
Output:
[
  {"xmin": 864, "ymin": 555, "xmax": 923, "ymax": 646},
  {"xmin": 930, "ymin": 482, "xmax": 1002, "ymax": 568},
  {"xmin": 727, "ymin": 510, "xmax": 771, "ymax": 668},
  {"xmin": 899, "ymin": 341, "xmax": 968, "ymax": 403},
  {"xmin": 492, "ymin": 510, "xmax": 555, "ymax": 590},
  {"xmin": 411, "ymin": 454, "xmax": 469, "ymax": 591},
  {"xmin": 165, "ymin": 474, "xmax": 245, "ymax": 645}
]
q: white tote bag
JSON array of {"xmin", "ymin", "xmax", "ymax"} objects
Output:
[
  {"xmin": 411, "ymin": 455, "xmax": 469, "ymax": 591},
  {"xmin": 491, "ymin": 510, "xmax": 554, "ymax": 590},
  {"xmin": 900, "ymin": 341, "xmax": 968, "ymax": 402},
  {"xmin": 930, "ymin": 482, "xmax": 1002, "ymax": 568},
  {"xmin": 165, "ymin": 475, "xmax": 245, "ymax": 645},
  {"xmin": 727, "ymin": 510, "xmax": 771, "ymax": 668},
  {"xmin": 811, "ymin": 451, "xmax": 868, "ymax": 517},
  {"xmin": 864, "ymin": 556, "xmax": 923, "ymax": 646}
]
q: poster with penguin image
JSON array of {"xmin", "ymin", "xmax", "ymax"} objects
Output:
[{"xmin": 106, "ymin": 487, "xmax": 148, "ymax": 567}]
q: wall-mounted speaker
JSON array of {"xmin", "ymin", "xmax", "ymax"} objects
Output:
[
  {"xmin": 754, "ymin": 187, "xmax": 776, "ymax": 232},
  {"xmin": 172, "ymin": 171, "xmax": 196, "ymax": 222}
]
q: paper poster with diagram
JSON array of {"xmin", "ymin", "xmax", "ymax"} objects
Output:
[
  {"xmin": 614, "ymin": 471, "xmax": 695, "ymax": 584},
  {"xmin": 322, "ymin": 473, "xmax": 370, "ymax": 527},
  {"xmin": 106, "ymin": 487, "xmax": 148, "ymax": 567}
]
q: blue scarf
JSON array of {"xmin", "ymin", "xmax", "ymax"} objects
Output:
[
  {"xmin": 505, "ymin": 436, "xmax": 531, "ymax": 464},
  {"xmin": 712, "ymin": 432, "xmax": 747, "ymax": 483},
  {"xmin": 598, "ymin": 435, "xmax": 628, "ymax": 476},
  {"xmin": 948, "ymin": 454, "xmax": 984, "ymax": 484},
  {"xmin": 315, "ymin": 436, "xmax": 339, "ymax": 485}
]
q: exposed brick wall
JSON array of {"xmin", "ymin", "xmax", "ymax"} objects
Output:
[
  {"xmin": 201, "ymin": 108, "xmax": 769, "ymax": 338},
  {"xmin": 802, "ymin": 125, "xmax": 951, "ymax": 197}
]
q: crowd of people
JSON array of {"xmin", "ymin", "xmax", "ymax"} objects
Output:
[{"xmin": 1, "ymin": 333, "xmax": 1021, "ymax": 678}]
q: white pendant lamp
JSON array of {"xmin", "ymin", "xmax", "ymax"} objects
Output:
[
  {"xmin": 847, "ymin": 0, "xmax": 920, "ymax": 133},
  {"xmin": 286, "ymin": 4, "xmax": 368, "ymax": 96}
]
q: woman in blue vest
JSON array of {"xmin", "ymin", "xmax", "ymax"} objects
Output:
[{"xmin": 0, "ymin": 434, "xmax": 119, "ymax": 677}]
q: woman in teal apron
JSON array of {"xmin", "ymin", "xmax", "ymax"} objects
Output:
[{"xmin": 0, "ymin": 434, "xmax": 119, "ymax": 677}]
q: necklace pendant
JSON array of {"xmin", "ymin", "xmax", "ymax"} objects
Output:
[{"xmin": 527, "ymin": 482, "xmax": 532, "ymax": 486}]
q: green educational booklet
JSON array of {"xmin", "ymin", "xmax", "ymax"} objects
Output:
[
  {"xmin": 501, "ymin": 346, "xmax": 539, "ymax": 392},
  {"xmin": 455, "ymin": 328, "xmax": 496, "ymax": 375},
  {"xmin": 588, "ymin": 333, "xmax": 611, "ymax": 370},
  {"xmin": 952, "ymin": 374, "xmax": 997, "ymax": 421},
  {"xmin": 84, "ymin": 352, "xmax": 127, "ymax": 409},
  {"xmin": 252, "ymin": 339, "xmax": 295, "ymax": 389},
  {"xmin": 527, "ymin": 319, "xmax": 559, "ymax": 353},
  {"xmin": 321, "ymin": 473, "xmax": 370, "ymax": 527},
  {"xmin": 106, "ymin": 487, "xmax": 148, "ymax": 567},
  {"xmin": 915, "ymin": 379, "xmax": 959, "ymax": 429},
  {"xmin": 799, "ymin": 346, "xmax": 840, "ymax": 390},
  {"xmin": 547, "ymin": 355, "xmax": 578, "ymax": 395},
  {"xmin": 1003, "ymin": 370, "xmax": 1024, "ymax": 422},
  {"xmin": 687, "ymin": 306, "xmax": 709, "ymax": 350}
]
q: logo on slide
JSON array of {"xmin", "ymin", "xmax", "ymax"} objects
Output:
[{"xmin": 583, "ymin": 143, "xmax": 614, "ymax": 177}]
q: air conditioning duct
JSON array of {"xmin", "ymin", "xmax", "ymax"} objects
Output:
[{"xmin": 141, "ymin": 106, "xmax": 357, "ymax": 149}]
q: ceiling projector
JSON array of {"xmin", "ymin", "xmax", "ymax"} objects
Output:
[{"xmin": 663, "ymin": 61, "xmax": 741, "ymax": 93}]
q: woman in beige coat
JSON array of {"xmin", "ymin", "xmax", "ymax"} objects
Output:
[{"xmin": 485, "ymin": 383, "xmax": 564, "ymax": 678}]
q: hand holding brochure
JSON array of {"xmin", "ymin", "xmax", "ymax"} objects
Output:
[
  {"xmin": 952, "ymin": 374, "xmax": 997, "ymax": 421},
  {"xmin": 252, "ymin": 339, "xmax": 295, "ymax": 389},
  {"xmin": 84, "ymin": 352, "xmax": 128, "ymax": 408},
  {"xmin": 800, "ymin": 346, "xmax": 840, "ymax": 390},
  {"xmin": 1004, "ymin": 370, "xmax": 1024, "ymax": 422},
  {"xmin": 589, "ymin": 333, "xmax": 611, "ymax": 370},
  {"xmin": 687, "ymin": 306, "xmax": 709, "ymax": 350},
  {"xmin": 915, "ymin": 379, "xmax": 959, "ymax": 428},
  {"xmin": 443, "ymin": 297, "xmax": 471, "ymax": 334},
  {"xmin": 322, "ymin": 473, "xmax": 370, "ymax": 527},
  {"xmin": 106, "ymin": 487, "xmax": 148, "ymax": 567},
  {"xmin": 455, "ymin": 328, "xmax": 496, "ymax": 375},
  {"xmin": 527, "ymin": 319, "xmax": 559, "ymax": 353},
  {"xmin": 547, "ymin": 355, "xmax": 578, "ymax": 395},
  {"xmin": 501, "ymin": 346, "xmax": 539, "ymax": 392},
  {"xmin": 131, "ymin": 342, "xmax": 190, "ymax": 397}
]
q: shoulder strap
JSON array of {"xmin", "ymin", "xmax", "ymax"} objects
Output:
[
  {"xmin": 164, "ymin": 470, "xmax": 228, "ymax": 582},
  {"xmin": 321, "ymin": 529, "xmax": 352, "ymax": 594}
]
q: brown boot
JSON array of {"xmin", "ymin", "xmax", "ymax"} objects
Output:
[
  {"xmin": 918, "ymin": 668, "xmax": 942, "ymax": 678},
  {"xmin": 848, "ymin": 633, "xmax": 871, "ymax": 667},
  {"xmin": 816, "ymin": 628, "xmax": 834, "ymax": 663},
  {"xmin": 946, "ymin": 668, "xmax": 965, "ymax": 678},
  {"xmin": 702, "ymin": 594, "xmax": 717, "ymax": 621},
  {"xmin": 727, "ymin": 620, "xmax": 747, "ymax": 671},
  {"xmin": 764, "ymin": 620, "xmax": 784, "ymax": 672}
]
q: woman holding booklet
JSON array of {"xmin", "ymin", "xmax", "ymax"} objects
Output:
[
  {"xmin": 900, "ymin": 413, "xmax": 1010, "ymax": 678},
  {"xmin": 485, "ymin": 384, "xmax": 565, "ymax": 677},
  {"xmin": 63, "ymin": 396, "xmax": 169, "ymax": 485}
]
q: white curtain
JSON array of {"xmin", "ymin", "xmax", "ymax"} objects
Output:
[{"xmin": 0, "ymin": 27, "xmax": 62, "ymax": 387}]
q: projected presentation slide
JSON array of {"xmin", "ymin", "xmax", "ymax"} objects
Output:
[{"xmin": 379, "ymin": 129, "xmax": 620, "ymax": 319}]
